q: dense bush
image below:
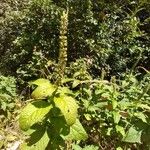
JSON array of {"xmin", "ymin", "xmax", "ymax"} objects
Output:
[
  {"xmin": 71, "ymin": 71, "xmax": 150, "ymax": 149},
  {"xmin": 0, "ymin": 0, "xmax": 150, "ymax": 149},
  {"xmin": 18, "ymin": 71, "xmax": 150, "ymax": 149},
  {"xmin": 0, "ymin": 76, "xmax": 17, "ymax": 113},
  {"xmin": 0, "ymin": 0, "xmax": 149, "ymax": 79}
]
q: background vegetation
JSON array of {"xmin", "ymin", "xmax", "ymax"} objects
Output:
[{"xmin": 0, "ymin": 0, "xmax": 150, "ymax": 149}]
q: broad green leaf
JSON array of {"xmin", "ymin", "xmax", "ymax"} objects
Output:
[
  {"xmin": 30, "ymin": 78, "xmax": 56, "ymax": 99},
  {"xmin": 58, "ymin": 87, "xmax": 73, "ymax": 96},
  {"xmin": 19, "ymin": 101, "xmax": 52, "ymax": 131},
  {"xmin": 72, "ymin": 80, "xmax": 80, "ymax": 88},
  {"xmin": 134, "ymin": 112, "xmax": 147, "ymax": 123},
  {"xmin": 30, "ymin": 78, "xmax": 50, "ymax": 86},
  {"xmin": 94, "ymin": 102, "xmax": 108, "ymax": 108},
  {"xmin": 123, "ymin": 127, "xmax": 142, "ymax": 143},
  {"xmin": 83, "ymin": 88, "xmax": 92, "ymax": 97},
  {"xmin": 31, "ymin": 85, "xmax": 55, "ymax": 99},
  {"xmin": 118, "ymin": 100, "xmax": 131, "ymax": 110},
  {"xmin": 31, "ymin": 127, "xmax": 50, "ymax": 150},
  {"xmin": 122, "ymin": 80, "xmax": 129, "ymax": 87},
  {"xmin": 101, "ymin": 92, "xmax": 110, "ymax": 98},
  {"xmin": 116, "ymin": 125, "xmax": 125, "ymax": 137},
  {"xmin": 112, "ymin": 100, "xmax": 118, "ymax": 109},
  {"xmin": 73, "ymin": 71, "xmax": 81, "ymax": 78},
  {"xmin": 54, "ymin": 96, "xmax": 78, "ymax": 126},
  {"xmin": 46, "ymin": 119, "xmax": 66, "ymax": 149},
  {"xmin": 64, "ymin": 119, "xmax": 88, "ymax": 141},
  {"xmin": 113, "ymin": 111, "xmax": 121, "ymax": 124},
  {"xmin": 20, "ymin": 130, "xmax": 49, "ymax": 150},
  {"xmin": 49, "ymin": 116, "xmax": 70, "ymax": 136},
  {"xmin": 81, "ymin": 99, "xmax": 90, "ymax": 109}
]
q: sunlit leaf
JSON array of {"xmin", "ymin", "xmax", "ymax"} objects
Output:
[
  {"xmin": 64, "ymin": 119, "xmax": 88, "ymax": 141},
  {"xmin": 113, "ymin": 111, "xmax": 121, "ymax": 124},
  {"xmin": 116, "ymin": 147, "xmax": 123, "ymax": 150},
  {"xmin": 123, "ymin": 126, "xmax": 142, "ymax": 143},
  {"xmin": 30, "ymin": 78, "xmax": 50, "ymax": 86},
  {"xmin": 134, "ymin": 112, "xmax": 147, "ymax": 123},
  {"xmin": 112, "ymin": 100, "xmax": 118, "ymax": 109},
  {"xmin": 19, "ymin": 101, "xmax": 52, "ymax": 131},
  {"xmin": 30, "ymin": 78, "xmax": 56, "ymax": 99},
  {"xmin": 72, "ymin": 80, "xmax": 80, "ymax": 88},
  {"xmin": 31, "ymin": 85, "xmax": 55, "ymax": 99},
  {"xmin": 54, "ymin": 95, "xmax": 78, "ymax": 126},
  {"xmin": 116, "ymin": 125, "xmax": 125, "ymax": 137}
]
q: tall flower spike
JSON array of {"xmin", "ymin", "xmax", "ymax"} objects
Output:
[{"xmin": 56, "ymin": 10, "xmax": 68, "ymax": 85}]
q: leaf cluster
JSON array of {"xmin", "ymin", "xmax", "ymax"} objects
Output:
[{"xmin": 19, "ymin": 78, "xmax": 88, "ymax": 149}]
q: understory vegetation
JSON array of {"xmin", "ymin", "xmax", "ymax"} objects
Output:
[{"xmin": 0, "ymin": 0, "xmax": 150, "ymax": 150}]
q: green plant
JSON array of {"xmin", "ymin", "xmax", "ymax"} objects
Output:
[
  {"xmin": 1, "ymin": 0, "xmax": 150, "ymax": 80},
  {"xmin": 19, "ymin": 78, "xmax": 87, "ymax": 149},
  {"xmin": 1, "ymin": 0, "xmax": 149, "ymax": 149},
  {"xmin": 19, "ymin": 10, "xmax": 88, "ymax": 149},
  {"xmin": 0, "ymin": 75, "xmax": 17, "ymax": 114},
  {"xmin": 69, "ymin": 71, "xmax": 150, "ymax": 149}
]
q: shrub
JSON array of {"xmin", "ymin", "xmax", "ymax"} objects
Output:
[
  {"xmin": 0, "ymin": 0, "xmax": 150, "ymax": 80},
  {"xmin": 0, "ymin": 75, "xmax": 18, "ymax": 122},
  {"xmin": 71, "ymin": 72, "xmax": 150, "ymax": 149}
]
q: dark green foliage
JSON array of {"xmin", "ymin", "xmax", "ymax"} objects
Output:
[
  {"xmin": 0, "ymin": 76, "xmax": 17, "ymax": 112},
  {"xmin": 0, "ymin": 0, "xmax": 150, "ymax": 79},
  {"xmin": 69, "ymin": 70, "xmax": 150, "ymax": 149}
]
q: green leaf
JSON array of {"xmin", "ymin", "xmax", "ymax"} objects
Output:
[
  {"xmin": 134, "ymin": 112, "xmax": 147, "ymax": 123},
  {"xmin": 113, "ymin": 111, "xmax": 121, "ymax": 124},
  {"xmin": 64, "ymin": 119, "xmax": 88, "ymax": 141},
  {"xmin": 30, "ymin": 78, "xmax": 56, "ymax": 99},
  {"xmin": 72, "ymin": 145, "xmax": 82, "ymax": 150},
  {"xmin": 72, "ymin": 80, "xmax": 80, "ymax": 88},
  {"xmin": 137, "ymin": 104, "xmax": 150, "ymax": 110},
  {"xmin": 116, "ymin": 125, "xmax": 125, "ymax": 137},
  {"xmin": 31, "ymin": 85, "xmax": 55, "ymax": 99},
  {"xmin": 118, "ymin": 100, "xmax": 131, "ymax": 110},
  {"xmin": 84, "ymin": 114, "xmax": 91, "ymax": 121},
  {"xmin": 46, "ymin": 119, "xmax": 66, "ymax": 149},
  {"xmin": 54, "ymin": 96, "xmax": 78, "ymax": 126},
  {"xmin": 62, "ymin": 78, "xmax": 74, "ymax": 83},
  {"xmin": 58, "ymin": 87, "xmax": 73, "ymax": 96},
  {"xmin": 123, "ymin": 127, "xmax": 142, "ymax": 143},
  {"xmin": 20, "ymin": 130, "xmax": 49, "ymax": 150},
  {"xmin": 82, "ymin": 145, "xmax": 99, "ymax": 150},
  {"xmin": 116, "ymin": 147, "xmax": 123, "ymax": 150},
  {"xmin": 0, "ymin": 139, "xmax": 4, "ymax": 149},
  {"xmin": 49, "ymin": 116, "xmax": 70, "ymax": 136},
  {"xmin": 73, "ymin": 72, "xmax": 81, "ymax": 78},
  {"xmin": 19, "ymin": 101, "xmax": 52, "ymax": 131},
  {"xmin": 106, "ymin": 127, "xmax": 113, "ymax": 136},
  {"xmin": 112, "ymin": 100, "xmax": 118, "ymax": 109},
  {"xmin": 30, "ymin": 78, "xmax": 50, "ymax": 86}
]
